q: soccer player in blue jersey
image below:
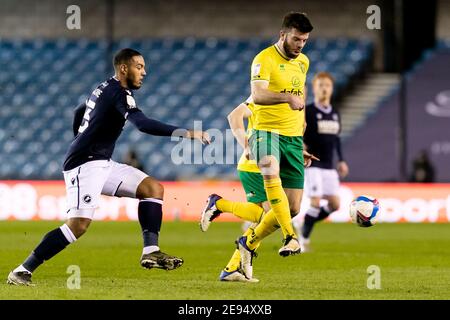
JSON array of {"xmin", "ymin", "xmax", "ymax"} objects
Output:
[
  {"xmin": 7, "ymin": 48, "xmax": 210, "ymax": 286},
  {"xmin": 294, "ymin": 72, "xmax": 349, "ymax": 252}
]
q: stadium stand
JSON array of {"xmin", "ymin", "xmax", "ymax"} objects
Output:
[
  {"xmin": 344, "ymin": 44, "xmax": 450, "ymax": 182},
  {"xmin": 0, "ymin": 37, "xmax": 373, "ymax": 180}
]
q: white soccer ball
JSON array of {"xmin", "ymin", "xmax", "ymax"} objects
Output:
[{"xmin": 349, "ymin": 195, "xmax": 380, "ymax": 227}]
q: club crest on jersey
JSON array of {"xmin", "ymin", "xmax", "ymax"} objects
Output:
[
  {"xmin": 279, "ymin": 64, "xmax": 285, "ymax": 71},
  {"xmin": 291, "ymin": 76, "xmax": 301, "ymax": 88},
  {"xmin": 298, "ymin": 62, "xmax": 306, "ymax": 73},
  {"xmin": 82, "ymin": 194, "xmax": 92, "ymax": 204},
  {"xmin": 126, "ymin": 95, "xmax": 137, "ymax": 109}
]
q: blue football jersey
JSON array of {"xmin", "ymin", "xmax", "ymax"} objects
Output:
[
  {"xmin": 63, "ymin": 76, "xmax": 140, "ymax": 171},
  {"xmin": 304, "ymin": 103, "xmax": 343, "ymax": 169}
]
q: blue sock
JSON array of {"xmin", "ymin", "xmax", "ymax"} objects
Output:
[
  {"xmin": 301, "ymin": 214, "xmax": 317, "ymax": 239},
  {"xmin": 22, "ymin": 225, "xmax": 76, "ymax": 272},
  {"xmin": 316, "ymin": 206, "xmax": 332, "ymax": 222},
  {"xmin": 138, "ymin": 199, "xmax": 163, "ymax": 249},
  {"xmin": 301, "ymin": 206, "xmax": 332, "ymax": 239}
]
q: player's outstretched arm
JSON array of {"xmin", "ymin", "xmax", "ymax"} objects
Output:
[
  {"xmin": 127, "ymin": 110, "xmax": 180, "ymax": 136},
  {"xmin": 251, "ymin": 80, "xmax": 304, "ymax": 110},
  {"xmin": 126, "ymin": 110, "xmax": 210, "ymax": 144},
  {"xmin": 184, "ymin": 129, "xmax": 211, "ymax": 145}
]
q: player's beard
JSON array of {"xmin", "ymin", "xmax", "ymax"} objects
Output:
[
  {"xmin": 127, "ymin": 78, "xmax": 141, "ymax": 90},
  {"xmin": 283, "ymin": 39, "xmax": 300, "ymax": 59}
]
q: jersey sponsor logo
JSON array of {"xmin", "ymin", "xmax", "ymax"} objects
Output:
[
  {"xmin": 126, "ymin": 95, "xmax": 137, "ymax": 109},
  {"xmin": 298, "ymin": 62, "xmax": 306, "ymax": 73},
  {"xmin": 317, "ymin": 120, "xmax": 340, "ymax": 135},
  {"xmin": 280, "ymin": 88, "xmax": 303, "ymax": 96}
]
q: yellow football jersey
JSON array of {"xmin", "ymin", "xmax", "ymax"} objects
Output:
[
  {"xmin": 237, "ymin": 102, "xmax": 260, "ymax": 173},
  {"xmin": 251, "ymin": 45, "xmax": 309, "ymax": 137}
]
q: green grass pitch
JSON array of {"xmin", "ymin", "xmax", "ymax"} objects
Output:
[{"xmin": 0, "ymin": 221, "xmax": 449, "ymax": 299}]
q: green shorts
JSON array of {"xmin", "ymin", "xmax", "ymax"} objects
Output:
[
  {"xmin": 249, "ymin": 129, "xmax": 304, "ymax": 189},
  {"xmin": 238, "ymin": 170, "xmax": 267, "ymax": 204}
]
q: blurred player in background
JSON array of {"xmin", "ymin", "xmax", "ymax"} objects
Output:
[
  {"xmin": 293, "ymin": 72, "xmax": 348, "ymax": 252},
  {"xmin": 7, "ymin": 48, "xmax": 210, "ymax": 286}
]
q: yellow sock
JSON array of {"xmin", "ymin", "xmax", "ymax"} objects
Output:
[
  {"xmin": 262, "ymin": 178, "xmax": 295, "ymax": 239},
  {"xmin": 224, "ymin": 249, "xmax": 241, "ymax": 272},
  {"xmin": 224, "ymin": 227, "xmax": 257, "ymax": 272},
  {"xmin": 216, "ymin": 199, "xmax": 265, "ymax": 223},
  {"xmin": 247, "ymin": 209, "xmax": 279, "ymax": 250}
]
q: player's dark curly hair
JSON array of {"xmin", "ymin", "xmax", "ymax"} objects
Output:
[
  {"xmin": 282, "ymin": 12, "xmax": 314, "ymax": 33},
  {"xmin": 113, "ymin": 48, "xmax": 142, "ymax": 68}
]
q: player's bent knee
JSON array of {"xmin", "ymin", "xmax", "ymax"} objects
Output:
[
  {"xmin": 137, "ymin": 177, "xmax": 164, "ymax": 199},
  {"xmin": 290, "ymin": 208, "xmax": 300, "ymax": 218},
  {"xmin": 325, "ymin": 197, "xmax": 340, "ymax": 212},
  {"xmin": 329, "ymin": 202, "xmax": 340, "ymax": 212},
  {"xmin": 309, "ymin": 197, "xmax": 321, "ymax": 208},
  {"xmin": 66, "ymin": 217, "xmax": 91, "ymax": 239},
  {"xmin": 259, "ymin": 156, "xmax": 279, "ymax": 176},
  {"xmin": 260, "ymin": 164, "xmax": 279, "ymax": 177}
]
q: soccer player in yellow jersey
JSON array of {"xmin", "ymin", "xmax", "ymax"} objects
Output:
[
  {"xmin": 243, "ymin": 13, "xmax": 314, "ymax": 279},
  {"xmin": 200, "ymin": 12, "xmax": 316, "ymax": 280},
  {"xmin": 243, "ymin": 12, "xmax": 314, "ymax": 266}
]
